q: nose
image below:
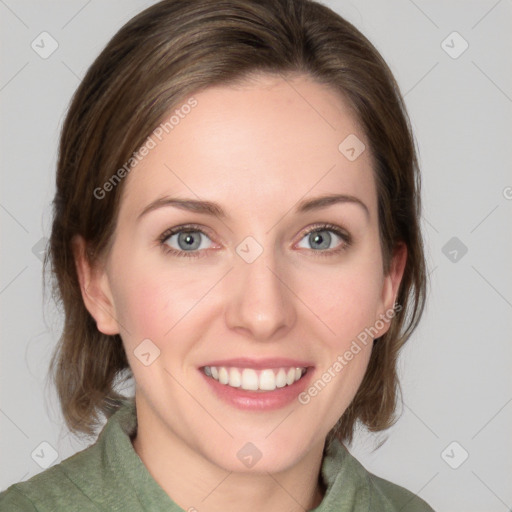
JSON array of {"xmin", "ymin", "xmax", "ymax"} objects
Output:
[{"xmin": 224, "ymin": 242, "xmax": 296, "ymax": 341}]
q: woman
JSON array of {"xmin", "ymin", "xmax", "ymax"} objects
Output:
[{"xmin": 0, "ymin": 0, "xmax": 434, "ymax": 510}]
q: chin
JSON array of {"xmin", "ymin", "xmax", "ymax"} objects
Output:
[{"xmin": 196, "ymin": 429, "xmax": 323, "ymax": 474}]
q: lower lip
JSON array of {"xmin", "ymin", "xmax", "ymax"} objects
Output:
[{"xmin": 200, "ymin": 368, "xmax": 314, "ymax": 410}]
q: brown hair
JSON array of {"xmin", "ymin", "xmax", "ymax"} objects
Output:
[{"xmin": 45, "ymin": 0, "xmax": 426, "ymax": 442}]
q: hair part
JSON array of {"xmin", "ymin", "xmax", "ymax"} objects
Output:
[{"xmin": 46, "ymin": 0, "xmax": 426, "ymax": 442}]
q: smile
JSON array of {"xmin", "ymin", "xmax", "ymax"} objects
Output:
[{"xmin": 202, "ymin": 366, "xmax": 307, "ymax": 392}]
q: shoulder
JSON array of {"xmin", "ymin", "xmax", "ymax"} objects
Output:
[
  {"xmin": 0, "ymin": 437, "xmax": 107, "ymax": 511},
  {"xmin": 0, "ymin": 486, "xmax": 38, "ymax": 511},
  {"xmin": 324, "ymin": 439, "xmax": 435, "ymax": 512},
  {"xmin": 0, "ymin": 400, "xmax": 137, "ymax": 511},
  {"xmin": 366, "ymin": 472, "xmax": 435, "ymax": 511}
]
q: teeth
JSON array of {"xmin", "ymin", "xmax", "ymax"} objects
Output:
[
  {"xmin": 229, "ymin": 367, "xmax": 241, "ymax": 387},
  {"xmin": 259, "ymin": 369, "xmax": 275, "ymax": 391},
  {"xmin": 276, "ymin": 368, "xmax": 287, "ymax": 388},
  {"xmin": 203, "ymin": 365, "xmax": 307, "ymax": 391},
  {"xmin": 241, "ymin": 369, "xmax": 259, "ymax": 390},
  {"xmin": 218, "ymin": 367, "xmax": 229, "ymax": 385}
]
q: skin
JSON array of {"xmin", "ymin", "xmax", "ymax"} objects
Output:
[{"xmin": 74, "ymin": 73, "xmax": 406, "ymax": 512}]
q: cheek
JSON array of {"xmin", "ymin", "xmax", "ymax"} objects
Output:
[
  {"xmin": 295, "ymin": 257, "xmax": 384, "ymax": 346},
  {"xmin": 110, "ymin": 260, "xmax": 216, "ymax": 348}
]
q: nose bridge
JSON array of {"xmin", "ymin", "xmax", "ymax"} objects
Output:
[{"xmin": 225, "ymin": 236, "xmax": 295, "ymax": 339}]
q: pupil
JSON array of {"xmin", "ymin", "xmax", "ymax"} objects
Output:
[
  {"xmin": 310, "ymin": 230, "xmax": 331, "ymax": 250},
  {"xmin": 178, "ymin": 232, "xmax": 201, "ymax": 250}
]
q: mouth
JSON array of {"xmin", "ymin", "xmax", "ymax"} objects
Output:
[
  {"xmin": 198, "ymin": 358, "xmax": 314, "ymax": 410},
  {"xmin": 202, "ymin": 365, "xmax": 308, "ymax": 392}
]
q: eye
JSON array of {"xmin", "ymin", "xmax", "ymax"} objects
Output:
[
  {"xmin": 296, "ymin": 224, "xmax": 351, "ymax": 253},
  {"xmin": 158, "ymin": 225, "xmax": 215, "ymax": 257}
]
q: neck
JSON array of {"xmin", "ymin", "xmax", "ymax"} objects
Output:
[{"xmin": 132, "ymin": 398, "xmax": 327, "ymax": 512}]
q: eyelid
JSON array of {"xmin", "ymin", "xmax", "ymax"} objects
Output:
[
  {"xmin": 158, "ymin": 223, "xmax": 216, "ymax": 243},
  {"xmin": 157, "ymin": 223, "xmax": 220, "ymax": 258},
  {"xmin": 294, "ymin": 222, "xmax": 351, "ymax": 244},
  {"xmin": 157, "ymin": 222, "xmax": 352, "ymax": 258}
]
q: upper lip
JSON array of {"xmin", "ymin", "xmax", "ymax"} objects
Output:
[{"xmin": 200, "ymin": 358, "xmax": 314, "ymax": 369}]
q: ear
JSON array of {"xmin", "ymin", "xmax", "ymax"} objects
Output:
[
  {"xmin": 71, "ymin": 235, "xmax": 120, "ymax": 336},
  {"xmin": 375, "ymin": 242, "xmax": 407, "ymax": 337}
]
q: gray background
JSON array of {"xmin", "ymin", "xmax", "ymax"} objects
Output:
[{"xmin": 1, "ymin": 1, "xmax": 511, "ymax": 510}]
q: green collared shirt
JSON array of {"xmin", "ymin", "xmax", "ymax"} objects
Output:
[{"xmin": 0, "ymin": 400, "xmax": 434, "ymax": 511}]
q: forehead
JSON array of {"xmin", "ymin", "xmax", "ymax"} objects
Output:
[{"xmin": 119, "ymin": 74, "xmax": 376, "ymax": 222}]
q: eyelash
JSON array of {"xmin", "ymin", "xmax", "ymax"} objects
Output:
[
  {"xmin": 157, "ymin": 222, "xmax": 352, "ymax": 259},
  {"xmin": 157, "ymin": 223, "xmax": 213, "ymax": 259}
]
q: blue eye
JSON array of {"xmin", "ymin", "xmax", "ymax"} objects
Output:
[
  {"xmin": 160, "ymin": 227, "xmax": 213, "ymax": 257},
  {"xmin": 297, "ymin": 225, "xmax": 350, "ymax": 252},
  {"xmin": 158, "ymin": 223, "xmax": 351, "ymax": 259}
]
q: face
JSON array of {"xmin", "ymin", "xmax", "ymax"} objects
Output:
[{"xmin": 78, "ymin": 73, "xmax": 405, "ymax": 474}]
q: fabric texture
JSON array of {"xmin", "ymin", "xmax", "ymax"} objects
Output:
[{"xmin": 0, "ymin": 399, "xmax": 435, "ymax": 511}]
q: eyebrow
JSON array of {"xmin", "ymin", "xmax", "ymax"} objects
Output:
[
  {"xmin": 296, "ymin": 194, "xmax": 369, "ymax": 218},
  {"xmin": 137, "ymin": 197, "xmax": 226, "ymax": 221},
  {"xmin": 137, "ymin": 193, "xmax": 369, "ymax": 221}
]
